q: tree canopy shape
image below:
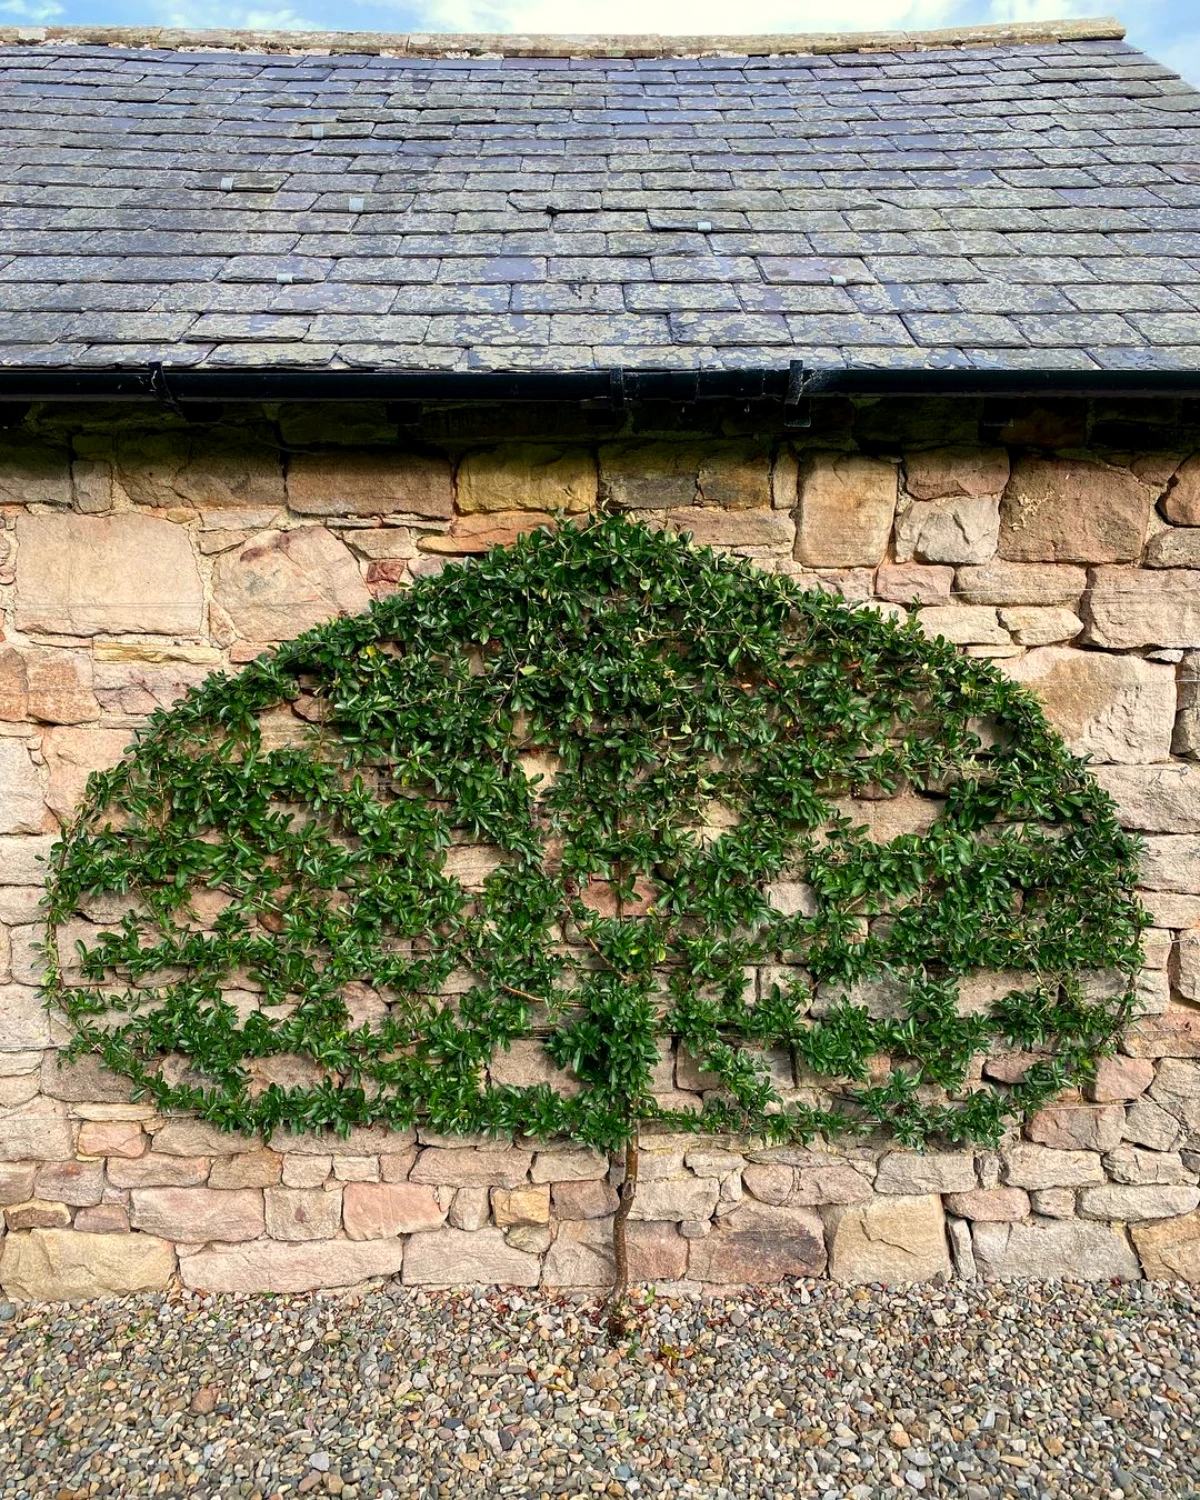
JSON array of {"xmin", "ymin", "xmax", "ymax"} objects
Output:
[{"xmin": 44, "ymin": 516, "xmax": 1145, "ymax": 1164}]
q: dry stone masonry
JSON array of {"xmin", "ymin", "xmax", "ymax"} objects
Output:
[{"xmin": 1, "ymin": 394, "xmax": 1199, "ymax": 1299}]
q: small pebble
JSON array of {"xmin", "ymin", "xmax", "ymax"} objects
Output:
[{"xmin": 0, "ymin": 1280, "xmax": 1194, "ymax": 1498}]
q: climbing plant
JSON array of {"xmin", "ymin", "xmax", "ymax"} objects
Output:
[{"xmin": 44, "ymin": 516, "xmax": 1145, "ymax": 1169}]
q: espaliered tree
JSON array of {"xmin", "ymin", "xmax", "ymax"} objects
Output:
[{"xmin": 44, "ymin": 516, "xmax": 1144, "ymax": 1324}]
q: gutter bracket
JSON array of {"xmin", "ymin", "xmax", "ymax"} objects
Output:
[
  {"xmin": 783, "ymin": 360, "xmax": 812, "ymax": 429},
  {"xmin": 148, "ymin": 361, "xmax": 187, "ymax": 418}
]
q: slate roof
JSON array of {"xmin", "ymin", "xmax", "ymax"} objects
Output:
[{"xmin": 2, "ymin": 21, "xmax": 1200, "ymax": 377}]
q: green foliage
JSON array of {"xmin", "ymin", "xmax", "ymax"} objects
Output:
[{"xmin": 43, "ymin": 516, "xmax": 1146, "ymax": 1152}]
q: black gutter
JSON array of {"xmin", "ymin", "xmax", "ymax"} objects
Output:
[{"xmin": 3, "ymin": 365, "xmax": 1200, "ymax": 403}]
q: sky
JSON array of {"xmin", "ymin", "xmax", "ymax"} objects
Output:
[{"xmin": 1, "ymin": 0, "xmax": 1196, "ymax": 88}]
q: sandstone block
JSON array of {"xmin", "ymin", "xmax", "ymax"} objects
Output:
[
  {"xmin": 107, "ymin": 1154, "xmax": 210, "ymax": 1188},
  {"xmin": 1124, "ymin": 1007, "xmax": 1200, "ymax": 1057},
  {"xmin": 212, "ymin": 525, "xmax": 371, "ymax": 642},
  {"xmin": 1178, "ymin": 932, "xmax": 1200, "ymax": 1004},
  {"xmin": 1139, "ymin": 836, "xmax": 1200, "ymax": 894},
  {"xmin": 35, "ymin": 1160, "xmax": 104, "ymax": 1207},
  {"xmin": 0, "ymin": 1101, "xmax": 74, "ymax": 1161},
  {"xmin": 130, "ymin": 1187, "xmax": 264, "ymax": 1242},
  {"xmin": 943, "ymin": 1188, "xmax": 1030, "ymax": 1221},
  {"xmin": 741, "ymin": 1163, "xmax": 793, "ymax": 1205},
  {"xmin": 77, "ymin": 1120, "xmax": 145, "ymax": 1160},
  {"xmin": 331, "ymin": 1156, "xmax": 379, "ymax": 1183},
  {"xmin": 905, "ymin": 447, "xmax": 1010, "ymax": 500},
  {"xmin": 75, "ymin": 1205, "xmax": 130, "ymax": 1233},
  {"xmin": 491, "ymin": 1184, "xmax": 550, "ymax": 1227},
  {"xmin": 689, "ymin": 1201, "xmax": 826, "ymax": 1283},
  {"xmin": 152, "ymin": 1120, "xmax": 258, "ymax": 1156},
  {"xmin": 1001, "ymin": 648, "xmax": 1174, "ymax": 764},
  {"xmin": 875, "ymin": 1152, "xmax": 976, "ymax": 1195},
  {"xmin": 1088, "ymin": 1056, "xmax": 1156, "ymax": 1103},
  {"xmin": 16, "ymin": 513, "xmax": 203, "ymax": 636},
  {"xmin": 669, "ymin": 508, "xmax": 795, "ymax": 551},
  {"xmin": 626, "ymin": 1221, "xmax": 690, "ymax": 1280},
  {"xmin": 1131, "ymin": 1208, "xmax": 1200, "ymax": 1281},
  {"xmin": 342, "ymin": 1182, "xmax": 445, "ymax": 1238},
  {"xmin": 542, "ymin": 1219, "xmax": 613, "ymax": 1287},
  {"xmin": 530, "ymin": 1148, "xmax": 608, "ymax": 1183},
  {"xmin": 1149, "ymin": 1060, "xmax": 1200, "ymax": 1130},
  {"xmin": 1080, "ymin": 1184, "xmax": 1200, "ymax": 1221},
  {"xmin": 875, "ymin": 563, "xmax": 954, "ymax": 605},
  {"xmin": 209, "ymin": 1150, "xmax": 283, "ymax": 1189},
  {"xmin": 1146, "ymin": 529, "xmax": 1200, "ymax": 568},
  {"xmin": 0, "ymin": 648, "xmax": 98, "ymax": 726},
  {"xmin": 917, "ymin": 605, "xmax": 1008, "ymax": 645},
  {"xmin": 1092, "ymin": 766, "xmax": 1200, "ymax": 835},
  {"xmin": 0, "ymin": 1163, "xmax": 36, "ymax": 1206},
  {"xmin": 1, "ymin": 1227, "xmax": 175, "ymax": 1300},
  {"xmin": 420, "ymin": 511, "xmax": 557, "ymax": 554},
  {"xmin": 449, "ymin": 1186, "xmax": 490, "ymax": 1231},
  {"xmin": 898, "ymin": 495, "xmax": 1000, "ymax": 566},
  {"xmin": 1163, "ymin": 453, "xmax": 1200, "ymax": 526},
  {"xmin": 402, "ymin": 1226, "xmax": 540, "ymax": 1286},
  {"xmin": 1026, "ymin": 1104, "xmax": 1124, "ymax": 1153},
  {"xmin": 795, "ymin": 453, "xmax": 897, "ymax": 567},
  {"xmin": 972, "ymin": 1218, "xmax": 1139, "ymax": 1279},
  {"xmin": 552, "ymin": 1179, "xmax": 619, "ymax": 1219},
  {"xmin": 1125, "ymin": 1099, "xmax": 1184, "ymax": 1152},
  {"xmin": 0, "ymin": 744, "xmax": 49, "ymax": 836},
  {"xmin": 1086, "ymin": 567, "xmax": 1200, "ymax": 650},
  {"xmin": 0, "ymin": 434, "xmax": 72, "ymax": 505},
  {"xmin": 409, "ymin": 1147, "xmax": 531, "ymax": 1189},
  {"xmin": 0, "ymin": 835, "xmax": 57, "ymax": 885},
  {"xmin": 281, "ymin": 1155, "xmax": 331, "ymax": 1188},
  {"xmin": 379, "ymin": 1150, "xmax": 418, "ymax": 1183},
  {"xmin": 826, "ymin": 1194, "xmax": 950, "ymax": 1284},
  {"xmin": 955, "ymin": 563, "xmax": 1087, "ymax": 607},
  {"xmin": 288, "ymin": 450, "xmax": 453, "ymax": 518},
  {"xmin": 999, "ymin": 606, "xmax": 1082, "ymax": 645},
  {"xmin": 793, "ymin": 1164, "xmax": 875, "ymax": 1206},
  {"xmin": 181, "ymin": 1237, "xmax": 405, "ymax": 1293},
  {"xmin": 113, "ymin": 432, "xmax": 284, "ymax": 511},
  {"xmin": 6, "ymin": 1199, "xmax": 72, "ymax": 1230},
  {"xmin": 598, "ymin": 441, "xmax": 701, "ymax": 509},
  {"xmin": 489, "ymin": 1040, "xmax": 581, "ymax": 1095},
  {"xmin": 685, "ymin": 1149, "xmax": 746, "ymax": 1178},
  {"xmin": 264, "ymin": 1186, "xmax": 342, "ymax": 1241},
  {"xmin": 1002, "ymin": 1144, "xmax": 1105, "ymax": 1189},
  {"xmin": 628, "ymin": 1176, "xmax": 719, "ymax": 1222},
  {"xmin": 999, "ymin": 457, "xmax": 1152, "ymax": 563},
  {"xmin": 456, "ymin": 446, "xmax": 595, "ymax": 515},
  {"xmin": 1029, "ymin": 1188, "xmax": 1076, "ymax": 1217},
  {"xmin": 276, "ymin": 1123, "xmax": 409, "ymax": 1156},
  {"xmin": 505, "ymin": 1223, "xmax": 551, "ymax": 1254},
  {"xmin": 541, "ymin": 1219, "xmax": 688, "ymax": 1286},
  {"xmin": 1104, "ymin": 1145, "xmax": 1191, "ymax": 1185},
  {"xmin": 41, "ymin": 726, "xmax": 132, "ymax": 822},
  {"xmin": 697, "ymin": 441, "xmax": 773, "ymax": 509},
  {"xmin": 0, "ymin": 985, "xmax": 52, "ymax": 1050}
]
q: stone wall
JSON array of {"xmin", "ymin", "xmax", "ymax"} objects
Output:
[{"xmin": 1, "ymin": 395, "xmax": 1198, "ymax": 1300}]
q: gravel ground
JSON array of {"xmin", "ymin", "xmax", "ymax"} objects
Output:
[{"xmin": 0, "ymin": 1278, "xmax": 1196, "ymax": 1500}]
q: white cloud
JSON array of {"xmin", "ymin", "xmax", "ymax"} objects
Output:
[
  {"xmin": 982, "ymin": 0, "xmax": 1093, "ymax": 20},
  {"xmin": 0, "ymin": 0, "xmax": 64, "ymax": 18},
  {"xmin": 423, "ymin": 0, "xmax": 959, "ymax": 36},
  {"xmin": 159, "ymin": 1, "xmax": 320, "ymax": 25},
  {"xmin": 1156, "ymin": 31, "xmax": 1200, "ymax": 85}
]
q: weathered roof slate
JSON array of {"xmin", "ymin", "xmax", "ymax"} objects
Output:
[{"xmin": 1, "ymin": 21, "xmax": 1199, "ymax": 377}]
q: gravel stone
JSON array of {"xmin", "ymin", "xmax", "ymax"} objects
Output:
[{"xmin": 0, "ymin": 1279, "xmax": 1195, "ymax": 1498}]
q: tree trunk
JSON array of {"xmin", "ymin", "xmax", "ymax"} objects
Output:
[{"xmin": 605, "ymin": 1133, "xmax": 639, "ymax": 1341}]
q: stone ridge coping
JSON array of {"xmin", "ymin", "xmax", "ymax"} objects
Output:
[{"xmin": 0, "ymin": 17, "xmax": 1126, "ymax": 60}]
